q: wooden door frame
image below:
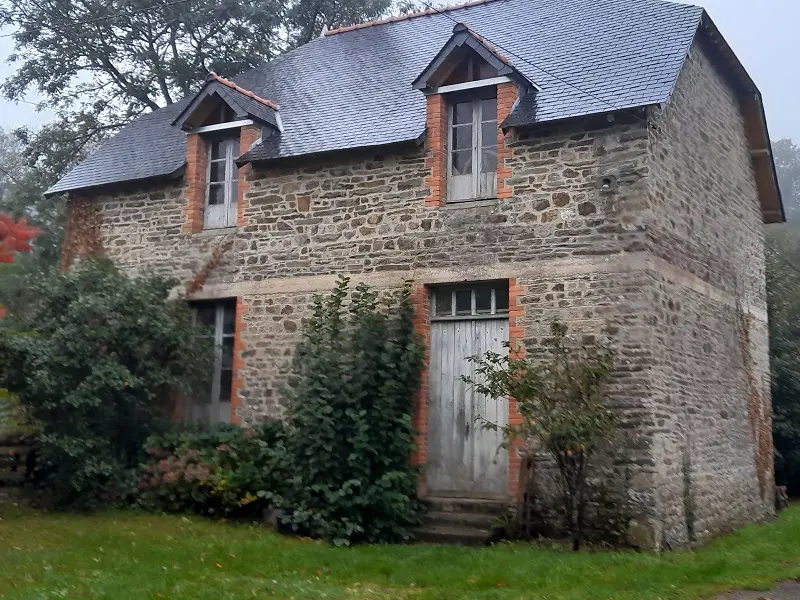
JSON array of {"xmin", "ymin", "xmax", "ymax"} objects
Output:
[{"xmin": 411, "ymin": 279, "xmax": 526, "ymax": 501}]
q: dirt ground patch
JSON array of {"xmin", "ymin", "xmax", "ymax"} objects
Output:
[{"xmin": 715, "ymin": 582, "xmax": 800, "ymax": 599}]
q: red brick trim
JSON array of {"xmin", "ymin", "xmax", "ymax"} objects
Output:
[
  {"xmin": 183, "ymin": 133, "xmax": 207, "ymax": 234},
  {"xmin": 424, "ymin": 95, "xmax": 448, "ymax": 207},
  {"xmin": 410, "ymin": 285, "xmax": 432, "ymax": 496},
  {"xmin": 496, "ymin": 82, "xmax": 518, "ymax": 200},
  {"xmin": 230, "ymin": 296, "xmax": 249, "ymax": 425},
  {"xmin": 507, "ymin": 278, "xmax": 526, "ymax": 499},
  {"xmin": 237, "ymin": 125, "xmax": 261, "ymax": 228}
]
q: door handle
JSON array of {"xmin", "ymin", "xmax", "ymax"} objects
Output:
[{"xmin": 465, "ymin": 422, "xmax": 470, "ymax": 437}]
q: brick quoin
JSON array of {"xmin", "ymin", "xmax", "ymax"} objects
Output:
[
  {"xmin": 183, "ymin": 133, "xmax": 207, "ymax": 233},
  {"xmin": 230, "ymin": 297, "xmax": 249, "ymax": 425},
  {"xmin": 496, "ymin": 82, "xmax": 518, "ymax": 200},
  {"xmin": 424, "ymin": 94, "xmax": 448, "ymax": 207},
  {"xmin": 410, "ymin": 285, "xmax": 431, "ymax": 497},
  {"xmin": 237, "ymin": 125, "xmax": 261, "ymax": 228},
  {"xmin": 507, "ymin": 277, "xmax": 525, "ymax": 499}
]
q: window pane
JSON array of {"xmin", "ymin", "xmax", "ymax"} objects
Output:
[
  {"xmin": 222, "ymin": 305, "xmax": 236, "ymax": 335},
  {"xmin": 195, "ymin": 305, "xmax": 216, "ymax": 328},
  {"xmin": 475, "ymin": 287, "xmax": 492, "ymax": 313},
  {"xmin": 455, "ymin": 290, "xmax": 472, "ymax": 315},
  {"xmin": 480, "ymin": 98, "xmax": 497, "ymax": 122},
  {"xmin": 495, "ymin": 285, "xmax": 509, "ymax": 312},
  {"xmin": 219, "ymin": 370, "xmax": 233, "ymax": 405},
  {"xmin": 453, "ymin": 102, "xmax": 473, "ymax": 126},
  {"xmin": 209, "ymin": 161, "xmax": 225, "ymax": 183},
  {"xmin": 210, "ymin": 140, "xmax": 225, "ymax": 160},
  {"xmin": 434, "ymin": 291, "xmax": 452, "ymax": 317},
  {"xmin": 481, "ymin": 147, "xmax": 497, "ymax": 173},
  {"xmin": 221, "ymin": 337, "xmax": 234, "ymax": 370},
  {"xmin": 452, "ymin": 150, "xmax": 473, "ymax": 175},
  {"xmin": 208, "ymin": 183, "xmax": 225, "ymax": 205},
  {"xmin": 481, "ymin": 122, "xmax": 497, "ymax": 148},
  {"xmin": 452, "ymin": 125, "xmax": 473, "ymax": 150}
]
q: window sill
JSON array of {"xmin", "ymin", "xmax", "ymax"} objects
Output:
[
  {"xmin": 195, "ymin": 226, "xmax": 238, "ymax": 237},
  {"xmin": 443, "ymin": 198, "xmax": 499, "ymax": 209}
]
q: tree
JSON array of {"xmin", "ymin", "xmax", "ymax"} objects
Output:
[
  {"xmin": 465, "ymin": 322, "xmax": 616, "ymax": 551},
  {"xmin": 0, "ymin": 259, "xmax": 213, "ymax": 506},
  {"xmin": 279, "ymin": 276, "xmax": 425, "ymax": 545},
  {"xmin": 766, "ymin": 225, "xmax": 800, "ymax": 495},
  {"xmin": 773, "ymin": 138, "xmax": 800, "ymax": 220},
  {"xmin": 0, "ymin": 0, "xmax": 403, "ymax": 176}
]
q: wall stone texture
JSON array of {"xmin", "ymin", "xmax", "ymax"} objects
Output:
[{"xmin": 60, "ymin": 37, "xmax": 774, "ymax": 547}]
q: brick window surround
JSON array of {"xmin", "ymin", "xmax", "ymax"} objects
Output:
[
  {"xmin": 411, "ymin": 279, "xmax": 525, "ymax": 499},
  {"xmin": 183, "ymin": 123, "xmax": 261, "ymax": 233},
  {"xmin": 423, "ymin": 81, "xmax": 518, "ymax": 206}
]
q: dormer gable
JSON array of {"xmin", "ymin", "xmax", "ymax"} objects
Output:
[
  {"xmin": 172, "ymin": 72, "xmax": 281, "ymax": 132},
  {"xmin": 412, "ymin": 23, "xmax": 535, "ymax": 94}
]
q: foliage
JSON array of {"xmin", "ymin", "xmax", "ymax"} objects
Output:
[
  {"xmin": 0, "ymin": 258, "xmax": 213, "ymax": 507},
  {"xmin": 774, "ymin": 138, "xmax": 800, "ymax": 221},
  {"xmin": 279, "ymin": 276, "xmax": 425, "ymax": 545},
  {"xmin": 766, "ymin": 225, "xmax": 800, "ymax": 495},
  {"xmin": 0, "ymin": 213, "xmax": 39, "ymax": 264},
  {"xmin": 465, "ymin": 321, "xmax": 616, "ymax": 551},
  {"xmin": 137, "ymin": 422, "xmax": 288, "ymax": 518}
]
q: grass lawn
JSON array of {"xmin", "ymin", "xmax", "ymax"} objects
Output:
[{"xmin": 1, "ymin": 505, "xmax": 799, "ymax": 600}]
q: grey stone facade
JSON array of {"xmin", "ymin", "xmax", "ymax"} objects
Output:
[{"xmin": 64, "ymin": 39, "xmax": 774, "ymax": 547}]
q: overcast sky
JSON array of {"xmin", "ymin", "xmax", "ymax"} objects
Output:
[{"xmin": 1, "ymin": 0, "xmax": 799, "ymax": 141}]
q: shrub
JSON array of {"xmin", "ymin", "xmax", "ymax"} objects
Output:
[
  {"xmin": 0, "ymin": 258, "xmax": 213, "ymax": 507},
  {"xmin": 138, "ymin": 422, "xmax": 287, "ymax": 518},
  {"xmin": 279, "ymin": 276, "xmax": 425, "ymax": 545},
  {"xmin": 465, "ymin": 321, "xmax": 616, "ymax": 551}
]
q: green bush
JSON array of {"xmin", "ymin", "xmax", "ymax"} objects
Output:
[
  {"xmin": 278, "ymin": 276, "xmax": 425, "ymax": 545},
  {"xmin": 138, "ymin": 422, "xmax": 287, "ymax": 518},
  {"xmin": 0, "ymin": 258, "xmax": 213, "ymax": 507}
]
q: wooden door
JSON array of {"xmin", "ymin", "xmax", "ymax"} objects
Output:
[{"xmin": 427, "ymin": 317, "xmax": 509, "ymax": 498}]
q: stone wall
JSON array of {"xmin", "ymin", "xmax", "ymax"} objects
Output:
[{"xmin": 645, "ymin": 38, "xmax": 774, "ymax": 546}]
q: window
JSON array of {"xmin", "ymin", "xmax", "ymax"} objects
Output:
[
  {"xmin": 205, "ymin": 135, "xmax": 239, "ymax": 229},
  {"xmin": 187, "ymin": 300, "xmax": 236, "ymax": 424},
  {"xmin": 430, "ymin": 282, "xmax": 509, "ymax": 320},
  {"xmin": 448, "ymin": 96, "xmax": 497, "ymax": 202}
]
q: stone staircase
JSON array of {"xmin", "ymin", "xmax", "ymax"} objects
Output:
[{"xmin": 415, "ymin": 496, "xmax": 511, "ymax": 545}]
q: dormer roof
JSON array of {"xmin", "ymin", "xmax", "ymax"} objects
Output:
[
  {"xmin": 171, "ymin": 72, "xmax": 280, "ymax": 131},
  {"xmin": 412, "ymin": 22, "xmax": 535, "ymax": 92}
]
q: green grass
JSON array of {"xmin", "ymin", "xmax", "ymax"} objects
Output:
[{"xmin": 1, "ymin": 505, "xmax": 799, "ymax": 600}]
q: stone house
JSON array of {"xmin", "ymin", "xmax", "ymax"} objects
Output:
[{"xmin": 49, "ymin": 0, "xmax": 784, "ymax": 547}]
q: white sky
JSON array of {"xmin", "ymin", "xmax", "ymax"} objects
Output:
[{"xmin": 1, "ymin": 0, "xmax": 799, "ymax": 140}]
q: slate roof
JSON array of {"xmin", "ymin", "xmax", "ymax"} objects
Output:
[{"xmin": 49, "ymin": 0, "xmax": 707, "ymax": 195}]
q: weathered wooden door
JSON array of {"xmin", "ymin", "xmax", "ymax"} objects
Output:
[{"xmin": 427, "ymin": 296, "xmax": 509, "ymax": 498}]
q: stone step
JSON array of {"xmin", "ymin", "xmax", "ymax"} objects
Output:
[
  {"xmin": 423, "ymin": 510, "xmax": 497, "ymax": 528},
  {"xmin": 425, "ymin": 496, "xmax": 511, "ymax": 516},
  {"xmin": 415, "ymin": 523, "xmax": 492, "ymax": 545}
]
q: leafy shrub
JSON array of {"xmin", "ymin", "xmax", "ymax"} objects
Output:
[
  {"xmin": 0, "ymin": 259, "xmax": 213, "ymax": 507},
  {"xmin": 279, "ymin": 276, "xmax": 425, "ymax": 545},
  {"xmin": 465, "ymin": 321, "xmax": 616, "ymax": 551},
  {"xmin": 138, "ymin": 422, "xmax": 287, "ymax": 518}
]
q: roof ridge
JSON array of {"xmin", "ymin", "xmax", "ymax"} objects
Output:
[
  {"xmin": 324, "ymin": 0, "xmax": 501, "ymax": 36},
  {"xmin": 207, "ymin": 72, "xmax": 280, "ymax": 111}
]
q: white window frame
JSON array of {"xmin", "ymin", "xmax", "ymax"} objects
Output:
[
  {"xmin": 447, "ymin": 96, "xmax": 498, "ymax": 203},
  {"xmin": 188, "ymin": 302, "xmax": 235, "ymax": 424},
  {"xmin": 204, "ymin": 136, "xmax": 239, "ymax": 229}
]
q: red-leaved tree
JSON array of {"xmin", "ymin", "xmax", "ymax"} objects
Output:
[
  {"xmin": 0, "ymin": 214, "xmax": 39, "ymax": 264},
  {"xmin": 0, "ymin": 213, "xmax": 40, "ymax": 318}
]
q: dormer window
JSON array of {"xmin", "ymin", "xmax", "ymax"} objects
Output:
[
  {"xmin": 205, "ymin": 135, "xmax": 240, "ymax": 229},
  {"xmin": 449, "ymin": 95, "xmax": 497, "ymax": 202}
]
